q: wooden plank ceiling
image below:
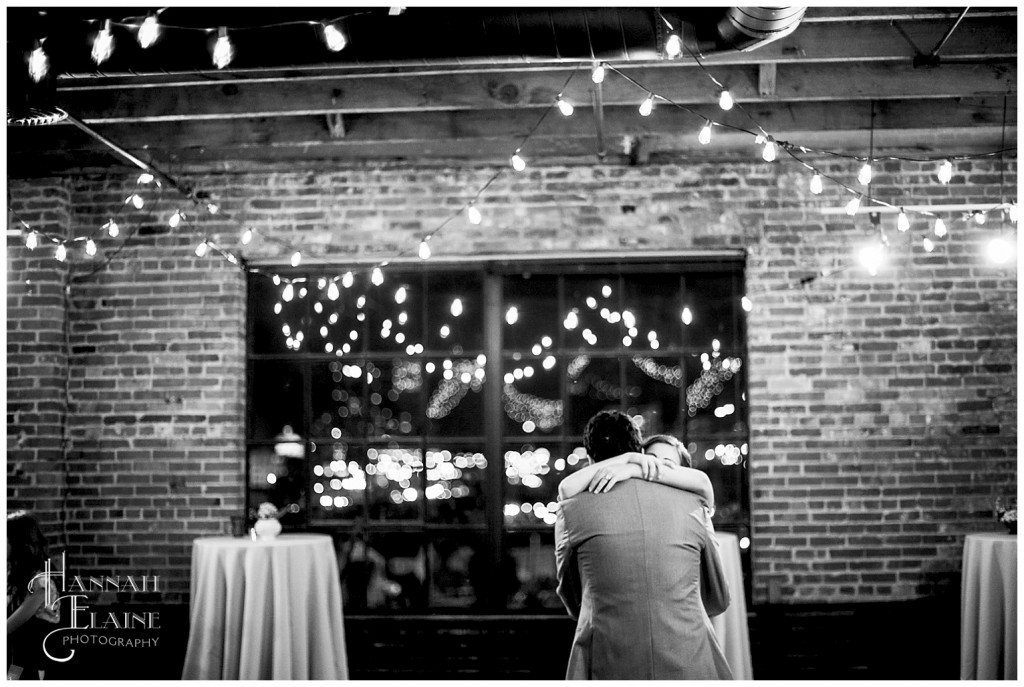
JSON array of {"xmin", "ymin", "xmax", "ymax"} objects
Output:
[{"xmin": 5, "ymin": 6, "xmax": 1017, "ymax": 175}]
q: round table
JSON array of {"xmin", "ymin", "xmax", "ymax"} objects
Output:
[
  {"xmin": 710, "ymin": 532, "xmax": 753, "ymax": 680},
  {"xmin": 960, "ymin": 532, "xmax": 1016, "ymax": 680},
  {"xmin": 181, "ymin": 534, "xmax": 348, "ymax": 680}
]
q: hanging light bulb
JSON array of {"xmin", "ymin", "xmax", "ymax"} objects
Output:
[
  {"xmin": 809, "ymin": 173, "xmax": 823, "ymax": 195},
  {"xmin": 327, "ymin": 281, "xmax": 340, "ymax": 301},
  {"xmin": 85, "ymin": 239, "xmax": 97, "ymax": 256},
  {"xmin": 282, "ymin": 283, "xmax": 294, "ymax": 302},
  {"xmin": 467, "ymin": 204, "xmax": 482, "ymax": 225},
  {"xmin": 741, "ymin": 296, "xmax": 753, "ymax": 312},
  {"xmin": 718, "ymin": 89, "xmax": 734, "ymax": 111},
  {"xmin": 241, "ymin": 227, "xmax": 253, "ymax": 245},
  {"xmin": 28, "ymin": 41, "xmax": 49, "ymax": 83},
  {"xmin": 212, "ymin": 27, "xmax": 234, "ymax": 69},
  {"xmin": 922, "ymin": 237, "xmax": 935, "ymax": 253},
  {"xmin": 25, "ymin": 231, "xmax": 38, "ymax": 249},
  {"xmin": 638, "ymin": 93, "xmax": 655, "ymax": 117},
  {"xmin": 105, "ymin": 220, "xmax": 119, "ymax": 238},
  {"xmin": 506, "ymin": 306, "xmax": 519, "ymax": 325},
  {"xmin": 207, "ymin": 203, "xmax": 220, "ymax": 215},
  {"xmin": 937, "ymin": 159, "xmax": 953, "ymax": 184},
  {"xmin": 698, "ymin": 120, "xmax": 712, "ymax": 145},
  {"xmin": 342, "ymin": 271, "xmax": 354, "ymax": 288},
  {"xmin": 511, "ymin": 152, "xmax": 527, "ymax": 172},
  {"xmin": 845, "ymin": 195, "xmax": 862, "ymax": 216},
  {"xmin": 451, "ymin": 298, "xmax": 463, "ymax": 317},
  {"xmin": 681, "ymin": 307, "xmax": 693, "ymax": 325},
  {"xmin": 138, "ymin": 13, "xmax": 161, "ymax": 48},
  {"xmin": 55, "ymin": 243, "xmax": 67, "ymax": 262},
  {"xmin": 418, "ymin": 239, "xmax": 432, "ymax": 259},
  {"xmin": 761, "ymin": 138, "xmax": 777, "ymax": 162},
  {"xmin": 127, "ymin": 193, "xmax": 144, "ymax": 209},
  {"xmin": 92, "ymin": 19, "xmax": 115, "ymax": 65},
  {"xmin": 273, "ymin": 274, "xmax": 281, "ymax": 285},
  {"xmin": 291, "ymin": 251, "xmax": 301, "ymax": 267},
  {"xmin": 591, "ymin": 63, "xmax": 606, "ymax": 84},
  {"xmin": 974, "ymin": 211, "xmax": 987, "ymax": 225},
  {"xmin": 754, "ymin": 133, "xmax": 765, "ymax": 145},
  {"xmin": 1008, "ymin": 202, "xmax": 1019, "ymax": 224},
  {"xmin": 665, "ymin": 33, "xmax": 682, "ymax": 58},
  {"xmin": 322, "ymin": 22, "xmax": 347, "ymax": 52},
  {"xmin": 395, "ymin": 286, "xmax": 407, "ymax": 304},
  {"xmin": 195, "ymin": 240, "xmax": 209, "ymax": 257},
  {"xmin": 556, "ymin": 96, "xmax": 574, "ymax": 117},
  {"xmin": 168, "ymin": 209, "xmax": 183, "ymax": 228},
  {"xmin": 857, "ymin": 240, "xmax": 886, "ymax": 276},
  {"xmin": 371, "ymin": 267, "xmax": 384, "ymax": 285},
  {"xmin": 897, "ymin": 209, "xmax": 910, "ymax": 232},
  {"xmin": 858, "ymin": 162, "xmax": 873, "ymax": 186},
  {"xmin": 933, "ymin": 218, "xmax": 947, "ymax": 237},
  {"xmin": 137, "ymin": 172, "xmax": 155, "ymax": 185}
]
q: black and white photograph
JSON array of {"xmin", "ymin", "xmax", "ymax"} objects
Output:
[{"xmin": 5, "ymin": 3, "xmax": 1018, "ymax": 681}]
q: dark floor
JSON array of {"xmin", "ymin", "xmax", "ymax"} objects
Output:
[{"xmin": 42, "ymin": 595, "xmax": 961, "ymax": 680}]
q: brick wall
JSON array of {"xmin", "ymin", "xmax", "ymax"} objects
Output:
[{"xmin": 7, "ymin": 156, "xmax": 1017, "ymax": 603}]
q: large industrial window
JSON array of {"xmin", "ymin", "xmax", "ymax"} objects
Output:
[{"xmin": 247, "ymin": 256, "xmax": 750, "ymax": 613}]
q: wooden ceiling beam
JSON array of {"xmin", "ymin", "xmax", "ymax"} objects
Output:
[{"xmin": 58, "ymin": 62, "xmax": 1015, "ymax": 124}]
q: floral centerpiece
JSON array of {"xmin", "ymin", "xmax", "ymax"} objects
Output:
[
  {"xmin": 252, "ymin": 502, "xmax": 283, "ymax": 539},
  {"xmin": 995, "ymin": 497, "xmax": 1017, "ymax": 535}
]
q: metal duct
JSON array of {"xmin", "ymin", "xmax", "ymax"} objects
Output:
[{"xmin": 712, "ymin": 7, "xmax": 808, "ymax": 52}]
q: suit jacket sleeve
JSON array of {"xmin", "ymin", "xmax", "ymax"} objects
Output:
[
  {"xmin": 554, "ymin": 505, "xmax": 582, "ymax": 620},
  {"xmin": 698, "ymin": 506, "xmax": 731, "ymax": 618}
]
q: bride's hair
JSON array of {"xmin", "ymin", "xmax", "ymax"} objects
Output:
[{"xmin": 642, "ymin": 434, "xmax": 693, "ymax": 468}]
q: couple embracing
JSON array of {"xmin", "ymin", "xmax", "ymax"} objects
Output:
[{"xmin": 554, "ymin": 410, "xmax": 733, "ymax": 680}]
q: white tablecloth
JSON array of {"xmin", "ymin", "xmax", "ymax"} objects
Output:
[
  {"xmin": 182, "ymin": 534, "xmax": 348, "ymax": 680},
  {"xmin": 961, "ymin": 532, "xmax": 1016, "ymax": 680},
  {"xmin": 711, "ymin": 531, "xmax": 753, "ymax": 680}
]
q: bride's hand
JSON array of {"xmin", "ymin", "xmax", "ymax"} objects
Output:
[
  {"xmin": 626, "ymin": 453, "xmax": 676, "ymax": 481},
  {"xmin": 587, "ymin": 463, "xmax": 637, "ymax": 493}
]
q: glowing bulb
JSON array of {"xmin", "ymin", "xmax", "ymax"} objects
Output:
[
  {"xmin": 85, "ymin": 239, "xmax": 97, "ymax": 256},
  {"xmin": 207, "ymin": 203, "xmax": 219, "ymax": 215},
  {"xmin": 809, "ymin": 173, "xmax": 823, "ymax": 195},
  {"xmin": 858, "ymin": 162, "xmax": 872, "ymax": 186},
  {"xmin": 665, "ymin": 33, "xmax": 682, "ymax": 58},
  {"xmin": 291, "ymin": 251, "xmax": 301, "ymax": 267},
  {"xmin": 698, "ymin": 121, "xmax": 712, "ymax": 145},
  {"xmin": 418, "ymin": 240, "xmax": 432, "ymax": 259},
  {"xmin": 638, "ymin": 94, "xmax": 654, "ymax": 117},
  {"xmin": 55, "ymin": 243, "xmax": 66, "ymax": 262},
  {"xmin": 25, "ymin": 231, "xmax": 38, "ymax": 249},
  {"xmin": 370, "ymin": 267, "xmax": 383, "ymax": 285},
  {"xmin": 395, "ymin": 286, "xmax": 407, "ymax": 304},
  {"xmin": 128, "ymin": 194, "xmax": 144, "ymax": 209},
  {"xmin": 892, "ymin": 210, "xmax": 910, "ymax": 233},
  {"xmin": 937, "ymin": 159, "xmax": 953, "ymax": 184},
  {"xmin": 92, "ymin": 20, "xmax": 115, "ymax": 65},
  {"xmin": 556, "ymin": 97, "xmax": 574, "ymax": 117},
  {"xmin": 450, "ymin": 298, "xmax": 463, "ymax": 317},
  {"xmin": 212, "ymin": 27, "xmax": 234, "ymax": 69},
  {"xmin": 975, "ymin": 211, "xmax": 986, "ymax": 225},
  {"xmin": 241, "ymin": 228, "xmax": 253, "ymax": 245},
  {"xmin": 986, "ymin": 236, "xmax": 1016, "ymax": 265},
  {"xmin": 857, "ymin": 241, "xmax": 886, "ymax": 276},
  {"xmin": 282, "ymin": 283, "xmax": 294, "ymax": 302},
  {"xmin": 933, "ymin": 219, "xmax": 947, "ymax": 237},
  {"xmin": 681, "ymin": 307, "xmax": 693, "ymax": 325},
  {"xmin": 591, "ymin": 64, "xmax": 606, "ymax": 84},
  {"xmin": 761, "ymin": 139, "xmax": 777, "ymax": 162},
  {"xmin": 138, "ymin": 14, "xmax": 161, "ymax": 48},
  {"xmin": 719, "ymin": 89, "xmax": 734, "ymax": 111},
  {"xmin": 105, "ymin": 220, "xmax": 119, "ymax": 237},
  {"xmin": 342, "ymin": 272, "xmax": 354, "ymax": 288},
  {"xmin": 137, "ymin": 172, "xmax": 154, "ymax": 185},
  {"xmin": 922, "ymin": 237, "xmax": 935, "ymax": 253},
  {"xmin": 28, "ymin": 43, "xmax": 48, "ymax": 83},
  {"xmin": 323, "ymin": 22, "xmax": 347, "ymax": 52},
  {"xmin": 327, "ymin": 281, "xmax": 340, "ymax": 301},
  {"xmin": 741, "ymin": 296, "xmax": 752, "ymax": 312},
  {"xmin": 195, "ymin": 240, "xmax": 208, "ymax": 257},
  {"xmin": 273, "ymin": 275, "xmax": 281, "ymax": 286},
  {"xmin": 168, "ymin": 210, "xmax": 183, "ymax": 228},
  {"xmin": 511, "ymin": 153, "xmax": 527, "ymax": 172},
  {"xmin": 845, "ymin": 195, "xmax": 861, "ymax": 216},
  {"xmin": 440, "ymin": 325, "xmax": 450, "ymax": 338},
  {"xmin": 506, "ymin": 306, "xmax": 518, "ymax": 325},
  {"xmin": 467, "ymin": 204, "xmax": 482, "ymax": 225},
  {"xmin": 601, "ymin": 284, "xmax": 612, "ymax": 298}
]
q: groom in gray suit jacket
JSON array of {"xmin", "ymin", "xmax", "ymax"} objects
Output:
[{"xmin": 554, "ymin": 410, "xmax": 733, "ymax": 680}]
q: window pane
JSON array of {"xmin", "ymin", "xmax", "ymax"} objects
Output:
[
  {"xmin": 503, "ymin": 356, "xmax": 563, "ymax": 437},
  {"xmin": 563, "ymin": 275, "xmax": 623, "ymax": 353},
  {"xmin": 366, "ymin": 357, "xmax": 425, "ymax": 439},
  {"xmin": 565, "ymin": 356, "xmax": 621, "ymax": 436},
  {"xmin": 424, "ymin": 357, "xmax": 486, "ymax": 437},
  {"xmin": 683, "ymin": 272, "xmax": 740, "ymax": 350},
  {"xmin": 503, "ymin": 442, "xmax": 564, "ymax": 528},
  {"xmin": 503, "ymin": 274, "xmax": 560, "ymax": 352},
  {"xmin": 425, "ymin": 446, "xmax": 487, "ymax": 524},
  {"xmin": 310, "ymin": 440, "xmax": 365, "ymax": 520},
  {"xmin": 250, "ymin": 360, "xmax": 304, "ymax": 441},
  {"xmin": 362, "ymin": 272, "xmax": 424, "ymax": 354},
  {"xmin": 247, "ymin": 445, "xmax": 307, "ymax": 515},
  {"xmin": 685, "ymin": 437, "xmax": 749, "ymax": 527},
  {"xmin": 626, "ymin": 355, "xmax": 686, "ymax": 436},
  {"xmin": 429, "ymin": 535, "xmax": 489, "ymax": 609},
  {"xmin": 250, "ymin": 274, "xmax": 306, "ymax": 354},
  {"xmin": 683, "ymin": 352, "xmax": 747, "ymax": 436},
  {"xmin": 311, "ymin": 360, "xmax": 366, "ymax": 441},
  {"xmin": 425, "ymin": 272, "xmax": 483, "ymax": 352},
  {"xmin": 366, "ymin": 443, "xmax": 423, "ymax": 521},
  {"xmin": 337, "ymin": 532, "xmax": 427, "ymax": 611},
  {"xmin": 622, "ymin": 271, "xmax": 683, "ymax": 348},
  {"xmin": 505, "ymin": 530, "xmax": 562, "ymax": 611}
]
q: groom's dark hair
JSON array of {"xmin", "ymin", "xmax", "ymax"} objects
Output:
[{"xmin": 584, "ymin": 410, "xmax": 641, "ymax": 462}]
